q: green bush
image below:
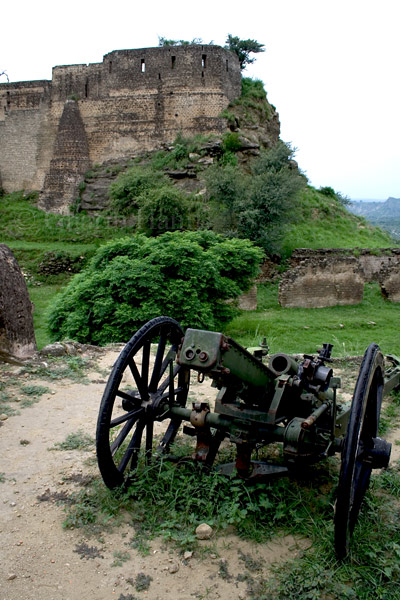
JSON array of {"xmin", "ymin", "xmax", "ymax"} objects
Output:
[
  {"xmin": 109, "ymin": 167, "xmax": 166, "ymax": 215},
  {"xmin": 222, "ymin": 132, "xmax": 241, "ymax": 153},
  {"xmin": 138, "ymin": 186, "xmax": 189, "ymax": 235},
  {"xmin": 205, "ymin": 142, "xmax": 306, "ymax": 253},
  {"xmin": 241, "ymin": 77, "xmax": 267, "ymax": 100},
  {"xmin": 47, "ymin": 231, "xmax": 263, "ymax": 344}
]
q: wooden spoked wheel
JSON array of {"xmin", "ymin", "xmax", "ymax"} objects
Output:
[
  {"xmin": 96, "ymin": 316, "xmax": 189, "ymax": 489},
  {"xmin": 334, "ymin": 343, "xmax": 391, "ymax": 559}
]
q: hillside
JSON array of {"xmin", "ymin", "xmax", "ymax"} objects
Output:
[
  {"xmin": 0, "ymin": 77, "xmax": 396, "ymax": 349},
  {"xmin": 348, "ymin": 197, "xmax": 400, "ymax": 239}
]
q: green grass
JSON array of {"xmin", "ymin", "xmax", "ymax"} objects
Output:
[
  {"xmin": 27, "ymin": 280, "xmax": 400, "ymax": 354},
  {"xmin": 51, "ymin": 430, "xmax": 95, "ymax": 451},
  {"xmin": 226, "ymin": 283, "xmax": 400, "ymax": 357},
  {"xmin": 0, "ymin": 191, "xmax": 134, "ymax": 244},
  {"xmin": 29, "ymin": 283, "xmax": 67, "ymax": 348},
  {"xmin": 281, "ymin": 187, "xmax": 393, "ymax": 258},
  {"xmin": 60, "ymin": 440, "xmax": 400, "ymax": 599}
]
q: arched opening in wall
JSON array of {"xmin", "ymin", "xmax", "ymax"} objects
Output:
[
  {"xmin": 226, "ymin": 59, "xmax": 229, "ymax": 71},
  {"xmin": 141, "ymin": 59, "xmax": 145, "ymax": 73},
  {"xmin": 85, "ymin": 79, "xmax": 89, "ymax": 98},
  {"xmin": 171, "ymin": 56, "xmax": 176, "ymax": 69},
  {"xmin": 202, "ymin": 54, "xmax": 207, "ymax": 69},
  {"xmin": 109, "ymin": 61, "xmax": 112, "ymax": 73}
]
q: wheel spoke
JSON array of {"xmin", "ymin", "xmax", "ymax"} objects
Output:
[
  {"xmin": 118, "ymin": 418, "xmax": 145, "ymax": 473},
  {"xmin": 110, "ymin": 411, "xmax": 142, "ymax": 455},
  {"xmin": 128, "ymin": 357, "xmax": 148, "ymax": 400},
  {"xmin": 159, "ymin": 347, "xmax": 178, "ymax": 380},
  {"xmin": 149, "ymin": 332, "xmax": 167, "ymax": 392},
  {"xmin": 157, "ymin": 363, "xmax": 180, "ymax": 395},
  {"xmin": 156, "ymin": 419, "xmax": 182, "ymax": 453},
  {"xmin": 141, "ymin": 340, "xmax": 150, "ymax": 386},
  {"xmin": 116, "ymin": 389, "xmax": 141, "ymax": 402},
  {"xmin": 110, "ymin": 407, "xmax": 143, "ymax": 428}
]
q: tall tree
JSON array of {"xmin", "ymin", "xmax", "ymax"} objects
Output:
[{"xmin": 225, "ymin": 35, "xmax": 265, "ymax": 70}]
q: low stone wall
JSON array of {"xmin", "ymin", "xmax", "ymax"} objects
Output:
[
  {"xmin": 279, "ymin": 248, "xmax": 400, "ymax": 308},
  {"xmin": 279, "ymin": 256, "xmax": 364, "ymax": 308},
  {"xmin": 380, "ymin": 264, "xmax": 400, "ymax": 302},
  {"xmin": 238, "ymin": 285, "xmax": 258, "ymax": 310}
]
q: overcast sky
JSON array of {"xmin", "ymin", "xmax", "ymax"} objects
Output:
[{"xmin": 1, "ymin": 0, "xmax": 398, "ymax": 200}]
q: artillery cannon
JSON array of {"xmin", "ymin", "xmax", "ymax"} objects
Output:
[{"xmin": 96, "ymin": 316, "xmax": 400, "ymax": 558}]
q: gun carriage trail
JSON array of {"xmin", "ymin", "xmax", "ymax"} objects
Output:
[{"xmin": 1, "ymin": 339, "xmax": 399, "ymax": 600}]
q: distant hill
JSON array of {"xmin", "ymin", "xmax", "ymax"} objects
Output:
[{"xmin": 348, "ymin": 197, "xmax": 400, "ymax": 239}]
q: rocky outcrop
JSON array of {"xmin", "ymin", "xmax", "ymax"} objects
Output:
[{"xmin": 0, "ymin": 244, "xmax": 37, "ymax": 360}]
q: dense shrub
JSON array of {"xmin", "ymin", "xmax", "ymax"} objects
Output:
[
  {"xmin": 205, "ymin": 141, "xmax": 306, "ymax": 253},
  {"xmin": 47, "ymin": 231, "xmax": 263, "ymax": 345},
  {"xmin": 138, "ymin": 186, "xmax": 190, "ymax": 235},
  {"xmin": 109, "ymin": 167, "xmax": 166, "ymax": 215}
]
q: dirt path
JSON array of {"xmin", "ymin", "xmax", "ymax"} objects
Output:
[{"xmin": 0, "ymin": 347, "xmax": 311, "ymax": 600}]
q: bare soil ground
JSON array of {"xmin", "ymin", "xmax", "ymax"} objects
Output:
[{"xmin": 0, "ymin": 347, "xmax": 399, "ymax": 600}]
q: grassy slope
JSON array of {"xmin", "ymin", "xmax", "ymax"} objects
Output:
[
  {"xmin": 0, "ymin": 178, "xmax": 397, "ymax": 350},
  {"xmin": 226, "ymin": 282, "xmax": 400, "ymax": 357},
  {"xmin": 281, "ymin": 186, "xmax": 393, "ymax": 257}
]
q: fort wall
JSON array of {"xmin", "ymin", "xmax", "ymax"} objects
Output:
[
  {"xmin": 0, "ymin": 45, "xmax": 241, "ymax": 212},
  {"xmin": 279, "ymin": 249, "xmax": 400, "ymax": 307}
]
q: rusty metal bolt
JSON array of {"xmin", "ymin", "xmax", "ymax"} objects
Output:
[
  {"xmin": 185, "ymin": 348, "xmax": 195, "ymax": 360},
  {"xmin": 198, "ymin": 351, "xmax": 209, "ymax": 362}
]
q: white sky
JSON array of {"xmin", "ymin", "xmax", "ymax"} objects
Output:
[{"xmin": 1, "ymin": 0, "xmax": 399, "ymax": 200}]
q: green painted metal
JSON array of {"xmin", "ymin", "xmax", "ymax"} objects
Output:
[{"xmin": 177, "ymin": 328, "xmax": 276, "ymax": 392}]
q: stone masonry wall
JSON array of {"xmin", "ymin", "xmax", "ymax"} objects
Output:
[
  {"xmin": 279, "ymin": 249, "xmax": 400, "ymax": 307},
  {"xmin": 0, "ymin": 46, "xmax": 241, "ymax": 212},
  {"xmin": 279, "ymin": 256, "xmax": 365, "ymax": 308}
]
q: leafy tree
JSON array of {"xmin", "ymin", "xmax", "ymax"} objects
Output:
[
  {"xmin": 319, "ymin": 186, "xmax": 350, "ymax": 206},
  {"xmin": 0, "ymin": 70, "xmax": 9, "ymax": 82},
  {"xmin": 238, "ymin": 143, "xmax": 306, "ymax": 252},
  {"xmin": 205, "ymin": 142, "xmax": 306, "ymax": 254},
  {"xmin": 204, "ymin": 163, "xmax": 246, "ymax": 233},
  {"xmin": 225, "ymin": 35, "xmax": 265, "ymax": 70},
  {"xmin": 47, "ymin": 231, "xmax": 263, "ymax": 344},
  {"xmin": 158, "ymin": 37, "xmax": 205, "ymax": 47}
]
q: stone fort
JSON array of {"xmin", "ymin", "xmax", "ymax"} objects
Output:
[{"xmin": 0, "ymin": 45, "xmax": 241, "ymax": 212}]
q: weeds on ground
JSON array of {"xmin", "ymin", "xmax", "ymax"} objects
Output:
[
  {"xmin": 50, "ymin": 430, "xmax": 95, "ymax": 451},
  {"xmin": 19, "ymin": 384, "xmax": 50, "ymax": 407},
  {"xmin": 60, "ymin": 432, "xmax": 400, "ymax": 599},
  {"xmin": 111, "ymin": 550, "xmax": 131, "ymax": 567},
  {"xmin": 22, "ymin": 355, "xmax": 91, "ymax": 383},
  {"xmin": 0, "ymin": 376, "xmax": 50, "ymax": 414}
]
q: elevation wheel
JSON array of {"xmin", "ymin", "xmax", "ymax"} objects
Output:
[
  {"xmin": 96, "ymin": 316, "xmax": 190, "ymax": 489},
  {"xmin": 334, "ymin": 343, "xmax": 391, "ymax": 559}
]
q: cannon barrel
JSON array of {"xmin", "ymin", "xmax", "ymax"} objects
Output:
[{"xmin": 177, "ymin": 328, "xmax": 277, "ymax": 393}]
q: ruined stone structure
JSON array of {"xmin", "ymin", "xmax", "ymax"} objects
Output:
[
  {"xmin": 279, "ymin": 248, "xmax": 400, "ymax": 307},
  {"xmin": 0, "ymin": 45, "xmax": 241, "ymax": 213},
  {"xmin": 0, "ymin": 244, "xmax": 37, "ymax": 360}
]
